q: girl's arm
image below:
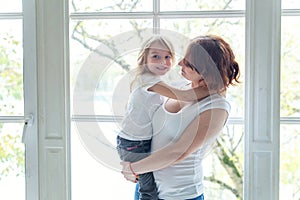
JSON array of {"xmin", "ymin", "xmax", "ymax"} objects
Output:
[
  {"xmin": 122, "ymin": 108, "xmax": 228, "ymax": 175},
  {"xmin": 148, "ymin": 81, "xmax": 211, "ymax": 101}
]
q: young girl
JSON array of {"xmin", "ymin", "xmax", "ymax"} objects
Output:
[{"xmin": 117, "ymin": 35, "xmax": 210, "ymax": 200}]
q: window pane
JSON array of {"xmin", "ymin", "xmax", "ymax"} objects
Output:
[
  {"xmin": 70, "ymin": 0, "xmax": 152, "ymax": 13},
  {"xmin": 0, "ymin": 123, "xmax": 25, "ymax": 200},
  {"xmin": 281, "ymin": 16, "xmax": 300, "ymax": 117},
  {"xmin": 0, "ymin": 0, "xmax": 22, "ymax": 12},
  {"xmin": 71, "ymin": 122, "xmax": 135, "ymax": 199},
  {"xmin": 161, "ymin": 18, "xmax": 245, "ymax": 118},
  {"xmin": 203, "ymin": 124, "xmax": 244, "ymax": 199},
  {"xmin": 70, "ymin": 19, "xmax": 153, "ymax": 116},
  {"xmin": 280, "ymin": 124, "xmax": 300, "ymax": 200},
  {"xmin": 161, "ymin": 0, "xmax": 245, "ymax": 11},
  {"xmin": 282, "ymin": 0, "xmax": 300, "ymax": 9},
  {"xmin": 0, "ymin": 20, "xmax": 23, "ymax": 116}
]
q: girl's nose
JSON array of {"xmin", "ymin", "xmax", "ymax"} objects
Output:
[{"xmin": 160, "ymin": 59, "xmax": 166, "ymax": 64}]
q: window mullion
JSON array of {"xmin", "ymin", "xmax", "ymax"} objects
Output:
[
  {"xmin": 70, "ymin": 12, "xmax": 153, "ymax": 20},
  {"xmin": 153, "ymin": 0, "xmax": 160, "ymax": 33},
  {"xmin": 282, "ymin": 8, "xmax": 300, "ymax": 16},
  {"xmin": 245, "ymin": 0, "xmax": 281, "ymax": 199},
  {"xmin": 0, "ymin": 12, "xmax": 23, "ymax": 19}
]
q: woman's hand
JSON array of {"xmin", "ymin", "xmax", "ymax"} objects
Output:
[{"xmin": 120, "ymin": 161, "xmax": 139, "ymax": 183}]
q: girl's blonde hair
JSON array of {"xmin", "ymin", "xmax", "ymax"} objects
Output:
[{"xmin": 130, "ymin": 35, "xmax": 175, "ymax": 91}]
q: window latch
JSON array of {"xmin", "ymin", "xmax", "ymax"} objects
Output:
[{"xmin": 22, "ymin": 114, "xmax": 34, "ymax": 143}]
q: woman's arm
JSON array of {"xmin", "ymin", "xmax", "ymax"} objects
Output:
[
  {"xmin": 123, "ymin": 108, "xmax": 228, "ymax": 175},
  {"xmin": 148, "ymin": 81, "xmax": 211, "ymax": 101}
]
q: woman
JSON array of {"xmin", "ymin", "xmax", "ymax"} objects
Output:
[{"xmin": 121, "ymin": 35, "xmax": 240, "ymax": 200}]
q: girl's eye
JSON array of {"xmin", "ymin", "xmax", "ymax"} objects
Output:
[
  {"xmin": 152, "ymin": 55, "xmax": 160, "ymax": 59},
  {"xmin": 165, "ymin": 55, "xmax": 172, "ymax": 60}
]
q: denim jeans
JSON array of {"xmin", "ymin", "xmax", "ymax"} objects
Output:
[
  {"xmin": 134, "ymin": 183, "xmax": 204, "ymax": 200},
  {"xmin": 117, "ymin": 136, "xmax": 158, "ymax": 200}
]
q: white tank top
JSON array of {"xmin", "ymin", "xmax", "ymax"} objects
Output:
[{"xmin": 151, "ymin": 94, "xmax": 231, "ymax": 199}]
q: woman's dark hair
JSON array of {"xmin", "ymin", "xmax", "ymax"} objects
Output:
[{"xmin": 185, "ymin": 35, "xmax": 240, "ymax": 91}]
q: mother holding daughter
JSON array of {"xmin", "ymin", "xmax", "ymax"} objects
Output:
[{"xmin": 121, "ymin": 34, "xmax": 240, "ymax": 200}]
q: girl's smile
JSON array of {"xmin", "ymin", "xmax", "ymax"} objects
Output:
[{"xmin": 146, "ymin": 44, "xmax": 173, "ymax": 76}]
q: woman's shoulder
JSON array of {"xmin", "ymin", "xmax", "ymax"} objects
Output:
[{"xmin": 194, "ymin": 93, "xmax": 231, "ymax": 113}]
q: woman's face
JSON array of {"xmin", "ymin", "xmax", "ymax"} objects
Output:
[
  {"xmin": 146, "ymin": 43, "xmax": 173, "ymax": 76},
  {"xmin": 178, "ymin": 58, "xmax": 203, "ymax": 83}
]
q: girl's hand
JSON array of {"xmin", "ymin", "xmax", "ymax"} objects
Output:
[{"xmin": 120, "ymin": 161, "xmax": 139, "ymax": 183}]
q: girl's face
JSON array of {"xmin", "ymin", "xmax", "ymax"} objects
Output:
[
  {"xmin": 178, "ymin": 57, "xmax": 204, "ymax": 84},
  {"xmin": 146, "ymin": 43, "xmax": 173, "ymax": 76}
]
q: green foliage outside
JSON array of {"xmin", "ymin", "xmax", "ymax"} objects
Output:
[
  {"xmin": 0, "ymin": 33, "xmax": 23, "ymax": 115},
  {"xmin": 0, "ymin": 32, "xmax": 24, "ymax": 179},
  {"xmin": 0, "ymin": 124, "xmax": 24, "ymax": 179}
]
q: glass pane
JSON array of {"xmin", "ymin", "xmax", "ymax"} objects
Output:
[
  {"xmin": 282, "ymin": 0, "xmax": 300, "ymax": 9},
  {"xmin": 280, "ymin": 124, "xmax": 300, "ymax": 199},
  {"xmin": 0, "ymin": 123, "xmax": 25, "ymax": 200},
  {"xmin": 71, "ymin": 122, "xmax": 135, "ymax": 199},
  {"xmin": 161, "ymin": 18, "xmax": 245, "ymax": 118},
  {"xmin": 161, "ymin": 0, "xmax": 245, "ymax": 11},
  {"xmin": 70, "ymin": 19, "xmax": 153, "ymax": 116},
  {"xmin": 281, "ymin": 16, "xmax": 300, "ymax": 117},
  {"xmin": 70, "ymin": 0, "xmax": 152, "ymax": 13},
  {"xmin": 0, "ymin": 19, "xmax": 23, "ymax": 116},
  {"xmin": 0, "ymin": 0, "xmax": 22, "ymax": 12},
  {"xmin": 203, "ymin": 124, "xmax": 244, "ymax": 199}
]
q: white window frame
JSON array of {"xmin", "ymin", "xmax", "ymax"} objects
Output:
[
  {"xmin": 21, "ymin": 0, "xmax": 300, "ymax": 199},
  {"xmin": 23, "ymin": 0, "xmax": 39, "ymax": 199}
]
